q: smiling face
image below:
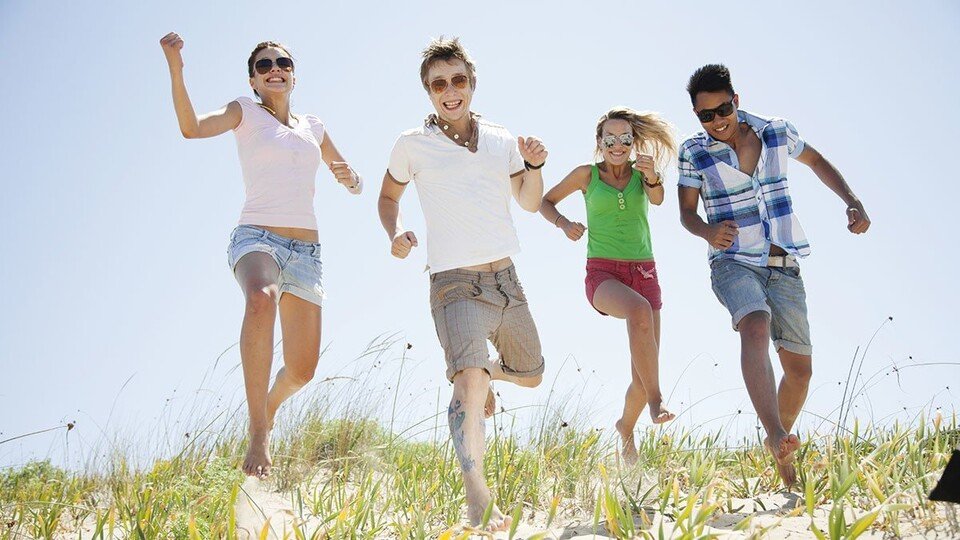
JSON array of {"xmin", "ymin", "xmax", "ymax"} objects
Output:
[
  {"xmin": 598, "ymin": 118, "xmax": 634, "ymax": 166},
  {"xmin": 249, "ymin": 46, "xmax": 295, "ymax": 99},
  {"xmin": 425, "ymin": 59, "xmax": 474, "ymax": 124},
  {"xmin": 693, "ymin": 90, "xmax": 739, "ymax": 142}
]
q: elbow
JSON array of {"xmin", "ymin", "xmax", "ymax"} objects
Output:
[
  {"xmin": 180, "ymin": 128, "xmax": 198, "ymax": 139},
  {"xmin": 520, "ymin": 200, "xmax": 542, "ymax": 213}
]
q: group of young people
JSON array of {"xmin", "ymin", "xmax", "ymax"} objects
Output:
[{"xmin": 160, "ymin": 32, "xmax": 871, "ymax": 532}]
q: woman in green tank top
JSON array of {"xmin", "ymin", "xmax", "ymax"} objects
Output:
[{"xmin": 540, "ymin": 107, "xmax": 677, "ymax": 464}]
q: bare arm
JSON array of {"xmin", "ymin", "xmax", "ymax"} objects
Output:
[
  {"xmin": 511, "ymin": 136, "xmax": 548, "ymax": 212},
  {"xmin": 540, "ymin": 165, "xmax": 589, "ymax": 241},
  {"xmin": 794, "ymin": 143, "xmax": 870, "ymax": 234},
  {"xmin": 378, "ymin": 171, "xmax": 418, "ymax": 258},
  {"xmin": 679, "ymin": 186, "xmax": 738, "ymax": 250},
  {"xmin": 319, "ymin": 133, "xmax": 362, "ymax": 194},
  {"xmin": 159, "ymin": 32, "xmax": 240, "ymax": 139},
  {"xmin": 633, "ymin": 154, "xmax": 664, "ymax": 205}
]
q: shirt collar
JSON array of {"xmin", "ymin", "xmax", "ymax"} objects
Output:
[
  {"xmin": 704, "ymin": 109, "xmax": 770, "ymax": 147},
  {"xmin": 424, "ymin": 112, "xmax": 481, "ymax": 152}
]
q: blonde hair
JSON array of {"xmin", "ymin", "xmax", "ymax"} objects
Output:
[{"xmin": 594, "ymin": 107, "xmax": 676, "ymax": 167}]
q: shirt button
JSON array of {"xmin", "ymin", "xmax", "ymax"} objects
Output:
[{"xmin": 619, "ymin": 204, "xmax": 626, "ymax": 210}]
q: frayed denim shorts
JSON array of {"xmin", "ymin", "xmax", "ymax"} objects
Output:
[{"xmin": 227, "ymin": 225, "xmax": 325, "ymax": 307}]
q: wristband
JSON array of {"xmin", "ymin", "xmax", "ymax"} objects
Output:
[
  {"xmin": 524, "ymin": 160, "xmax": 545, "ymax": 170},
  {"xmin": 554, "ymin": 215, "xmax": 565, "ymax": 227},
  {"xmin": 643, "ymin": 171, "xmax": 663, "ymax": 188}
]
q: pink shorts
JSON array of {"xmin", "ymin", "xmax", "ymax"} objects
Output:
[{"xmin": 585, "ymin": 258, "xmax": 663, "ymax": 315}]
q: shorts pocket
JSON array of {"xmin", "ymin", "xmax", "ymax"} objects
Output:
[{"xmin": 430, "ymin": 281, "xmax": 482, "ymax": 311}]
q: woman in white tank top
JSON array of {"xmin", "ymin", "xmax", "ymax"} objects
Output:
[{"xmin": 160, "ymin": 32, "xmax": 361, "ymax": 478}]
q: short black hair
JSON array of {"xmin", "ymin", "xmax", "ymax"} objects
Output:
[{"xmin": 686, "ymin": 64, "xmax": 735, "ymax": 105}]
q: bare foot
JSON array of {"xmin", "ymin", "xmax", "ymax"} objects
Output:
[
  {"xmin": 765, "ymin": 433, "xmax": 801, "ymax": 487},
  {"xmin": 484, "ymin": 386, "xmax": 496, "ymax": 419},
  {"xmin": 615, "ymin": 419, "xmax": 639, "ymax": 466},
  {"xmin": 243, "ymin": 430, "xmax": 272, "ymax": 479},
  {"xmin": 649, "ymin": 401, "xmax": 675, "ymax": 424},
  {"xmin": 467, "ymin": 494, "xmax": 512, "ymax": 532}
]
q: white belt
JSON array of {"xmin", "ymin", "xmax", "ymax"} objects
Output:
[{"xmin": 767, "ymin": 255, "xmax": 799, "ymax": 268}]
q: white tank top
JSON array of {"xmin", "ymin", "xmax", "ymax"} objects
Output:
[{"xmin": 232, "ymin": 96, "xmax": 325, "ymax": 230}]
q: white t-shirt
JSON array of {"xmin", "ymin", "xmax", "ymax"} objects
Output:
[
  {"xmin": 388, "ymin": 116, "xmax": 526, "ymax": 273},
  {"xmin": 233, "ymin": 96, "xmax": 325, "ymax": 230}
]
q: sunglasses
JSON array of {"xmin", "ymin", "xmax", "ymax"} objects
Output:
[
  {"xmin": 695, "ymin": 100, "xmax": 735, "ymax": 123},
  {"xmin": 429, "ymin": 74, "xmax": 470, "ymax": 94},
  {"xmin": 254, "ymin": 57, "xmax": 295, "ymax": 75},
  {"xmin": 600, "ymin": 133, "xmax": 635, "ymax": 149}
]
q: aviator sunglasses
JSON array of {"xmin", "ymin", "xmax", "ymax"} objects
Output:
[
  {"xmin": 695, "ymin": 100, "xmax": 735, "ymax": 123},
  {"xmin": 429, "ymin": 74, "xmax": 470, "ymax": 94},
  {"xmin": 600, "ymin": 133, "xmax": 635, "ymax": 149},
  {"xmin": 254, "ymin": 57, "xmax": 295, "ymax": 75}
]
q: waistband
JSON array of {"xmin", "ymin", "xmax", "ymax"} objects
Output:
[
  {"xmin": 233, "ymin": 225, "xmax": 321, "ymax": 255},
  {"xmin": 430, "ymin": 264, "xmax": 519, "ymax": 285},
  {"xmin": 586, "ymin": 258, "xmax": 655, "ymax": 270}
]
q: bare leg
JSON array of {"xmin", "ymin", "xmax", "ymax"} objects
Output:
[
  {"xmin": 486, "ymin": 360, "xmax": 542, "ymax": 418},
  {"xmin": 592, "ymin": 279, "xmax": 674, "ymax": 425},
  {"xmin": 614, "ymin": 310, "xmax": 663, "ymax": 464},
  {"xmin": 449, "ymin": 368, "xmax": 511, "ymax": 532},
  {"xmin": 776, "ymin": 349, "xmax": 812, "ymax": 433},
  {"xmin": 738, "ymin": 312, "xmax": 800, "ymax": 486},
  {"xmin": 234, "ymin": 253, "xmax": 281, "ymax": 478},
  {"xmin": 265, "ymin": 293, "xmax": 321, "ymax": 429}
]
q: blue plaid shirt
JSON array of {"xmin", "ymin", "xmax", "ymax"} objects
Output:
[{"xmin": 678, "ymin": 110, "xmax": 809, "ymax": 266}]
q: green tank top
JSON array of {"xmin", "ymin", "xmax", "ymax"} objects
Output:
[{"xmin": 584, "ymin": 163, "xmax": 654, "ymax": 260}]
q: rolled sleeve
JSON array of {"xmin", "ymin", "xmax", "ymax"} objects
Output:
[
  {"xmin": 785, "ymin": 120, "xmax": 805, "ymax": 159},
  {"xmin": 677, "ymin": 145, "xmax": 704, "ymax": 189},
  {"xmin": 387, "ymin": 136, "xmax": 412, "ymax": 184}
]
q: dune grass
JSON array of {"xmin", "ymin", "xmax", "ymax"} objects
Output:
[{"xmin": 1, "ymin": 335, "xmax": 957, "ymax": 539}]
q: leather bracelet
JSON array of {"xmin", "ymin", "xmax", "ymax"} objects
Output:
[
  {"xmin": 554, "ymin": 214, "xmax": 565, "ymax": 227},
  {"xmin": 643, "ymin": 171, "xmax": 663, "ymax": 188},
  {"xmin": 524, "ymin": 160, "xmax": 545, "ymax": 170}
]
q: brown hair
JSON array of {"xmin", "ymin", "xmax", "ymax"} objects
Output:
[
  {"xmin": 594, "ymin": 107, "xmax": 677, "ymax": 167},
  {"xmin": 419, "ymin": 37, "xmax": 477, "ymax": 91},
  {"xmin": 246, "ymin": 41, "xmax": 294, "ymax": 98}
]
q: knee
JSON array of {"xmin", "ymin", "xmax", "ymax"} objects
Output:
[
  {"xmin": 738, "ymin": 313, "xmax": 770, "ymax": 344},
  {"xmin": 286, "ymin": 364, "xmax": 316, "ymax": 387},
  {"xmin": 784, "ymin": 360, "xmax": 812, "ymax": 384},
  {"xmin": 516, "ymin": 373, "xmax": 543, "ymax": 388},
  {"xmin": 452, "ymin": 367, "xmax": 489, "ymax": 395},
  {"xmin": 245, "ymin": 287, "xmax": 278, "ymax": 315},
  {"xmin": 626, "ymin": 303, "xmax": 653, "ymax": 333}
]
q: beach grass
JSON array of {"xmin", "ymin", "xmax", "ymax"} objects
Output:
[{"xmin": 2, "ymin": 335, "xmax": 957, "ymax": 539}]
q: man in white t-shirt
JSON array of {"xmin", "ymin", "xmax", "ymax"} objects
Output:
[{"xmin": 378, "ymin": 37, "xmax": 548, "ymax": 532}]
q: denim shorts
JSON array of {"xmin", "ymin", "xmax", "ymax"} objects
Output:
[
  {"xmin": 226, "ymin": 225, "xmax": 325, "ymax": 307},
  {"xmin": 710, "ymin": 258, "xmax": 811, "ymax": 355},
  {"xmin": 430, "ymin": 265, "xmax": 544, "ymax": 383}
]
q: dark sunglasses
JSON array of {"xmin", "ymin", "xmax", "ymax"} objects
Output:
[
  {"xmin": 429, "ymin": 74, "xmax": 470, "ymax": 94},
  {"xmin": 254, "ymin": 57, "xmax": 295, "ymax": 75},
  {"xmin": 600, "ymin": 133, "xmax": 635, "ymax": 149},
  {"xmin": 695, "ymin": 100, "xmax": 735, "ymax": 123}
]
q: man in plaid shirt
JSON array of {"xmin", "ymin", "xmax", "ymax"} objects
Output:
[{"xmin": 677, "ymin": 64, "xmax": 871, "ymax": 486}]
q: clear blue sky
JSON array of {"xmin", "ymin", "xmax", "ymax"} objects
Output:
[{"xmin": 1, "ymin": 1, "xmax": 957, "ymax": 468}]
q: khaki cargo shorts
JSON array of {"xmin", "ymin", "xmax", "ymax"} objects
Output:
[{"xmin": 429, "ymin": 265, "xmax": 544, "ymax": 382}]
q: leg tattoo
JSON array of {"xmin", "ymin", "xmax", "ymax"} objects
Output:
[{"xmin": 448, "ymin": 399, "xmax": 477, "ymax": 472}]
